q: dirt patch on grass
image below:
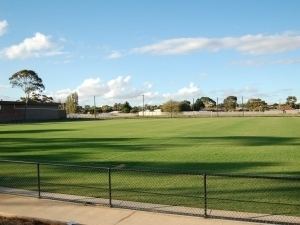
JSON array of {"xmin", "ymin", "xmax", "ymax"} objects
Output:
[{"xmin": 0, "ymin": 216, "xmax": 66, "ymax": 225}]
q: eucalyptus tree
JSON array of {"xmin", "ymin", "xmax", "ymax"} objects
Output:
[{"xmin": 9, "ymin": 70, "xmax": 45, "ymax": 103}]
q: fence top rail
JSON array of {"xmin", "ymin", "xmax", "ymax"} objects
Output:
[
  {"xmin": 0, "ymin": 159, "xmax": 109, "ymax": 171},
  {"xmin": 1, "ymin": 159, "xmax": 300, "ymax": 181},
  {"xmin": 109, "ymin": 166, "xmax": 300, "ymax": 180}
]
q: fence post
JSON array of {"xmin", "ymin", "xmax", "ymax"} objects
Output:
[
  {"xmin": 108, "ymin": 168, "xmax": 112, "ymax": 207},
  {"xmin": 203, "ymin": 173, "xmax": 207, "ymax": 217},
  {"xmin": 37, "ymin": 163, "xmax": 41, "ymax": 198}
]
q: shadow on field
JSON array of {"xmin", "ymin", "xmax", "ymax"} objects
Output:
[
  {"xmin": 1, "ymin": 136, "xmax": 299, "ymax": 153},
  {"xmin": 0, "ymin": 135, "xmax": 299, "ymax": 174},
  {"xmin": 0, "ymin": 135, "xmax": 299, "ymax": 155},
  {"xmin": 179, "ymin": 136, "xmax": 300, "ymax": 146},
  {"xmin": 0, "ymin": 154, "xmax": 280, "ymax": 174},
  {"xmin": 74, "ymin": 160, "xmax": 281, "ymax": 174},
  {"xmin": 0, "ymin": 137, "xmax": 156, "ymax": 153},
  {"xmin": 0, "ymin": 129, "xmax": 78, "ymax": 135}
]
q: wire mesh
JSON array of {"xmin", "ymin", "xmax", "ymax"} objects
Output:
[
  {"xmin": 39, "ymin": 164, "xmax": 109, "ymax": 205},
  {"xmin": 0, "ymin": 161, "xmax": 37, "ymax": 196},
  {"xmin": 110, "ymin": 169, "xmax": 203, "ymax": 216},
  {"xmin": 0, "ymin": 160, "xmax": 299, "ymax": 224},
  {"xmin": 207, "ymin": 174, "xmax": 300, "ymax": 224}
]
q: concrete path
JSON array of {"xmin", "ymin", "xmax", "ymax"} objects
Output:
[{"xmin": 0, "ymin": 194, "xmax": 265, "ymax": 225}]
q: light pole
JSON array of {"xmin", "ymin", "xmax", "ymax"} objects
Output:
[
  {"xmin": 142, "ymin": 94, "xmax": 145, "ymax": 117},
  {"xmin": 170, "ymin": 99, "xmax": 173, "ymax": 118},
  {"xmin": 93, "ymin": 96, "xmax": 96, "ymax": 119},
  {"xmin": 242, "ymin": 96, "xmax": 244, "ymax": 117},
  {"xmin": 192, "ymin": 98, "xmax": 195, "ymax": 116},
  {"xmin": 216, "ymin": 97, "xmax": 219, "ymax": 117}
]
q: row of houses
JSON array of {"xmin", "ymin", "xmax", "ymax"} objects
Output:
[{"xmin": 0, "ymin": 101, "xmax": 66, "ymax": 122}]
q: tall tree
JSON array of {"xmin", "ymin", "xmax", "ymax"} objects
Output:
[
  {"xmin": 179, "ymin": 100, "xmax": 191, "ymax": 111},
  {"xmin": 65, "ymin": 92, "xmax": 79, "ymax": 114},
  {"xmin": 20, "ymin": 93, "xmax": 54, "ymax": 103},
  {"xmin": 121, "ymin": 101, "xmax": 132, "ymax": 113},
  {"xmin": 113, "ymin": 103, "xmax": 123, "ymax": 111},
  {"xmin": 101, "ymin": 105, "xmax": 113, "ymax": 113},
  {"xmin": 9, "ymin": 70, "xmax": 45, "ymax": 103},
  {"xmin": 192, "ymin": 98, "xmax": 205, "ymax": 111},
  {"xmin": 161, "ymin": 100, "xmax": 180, "ymax": 113},
  {"xmin": 200, "ymin": 97, "xmax": 216, "ymax": 109},
  {"xmin": 286, "ymin": 96, "xmax": 297, "ymax": 109},
  {"xmin": 246, "ymin": 98, "xmax": 267, "ymax": 111},
  {"xmin": 223, "ymin": 96, "xmax": 237, "ymax": 111}
]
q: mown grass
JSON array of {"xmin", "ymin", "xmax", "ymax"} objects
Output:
[{"xmin": 0, "ymin": 117, "xmax": 300, "ymax": 217}]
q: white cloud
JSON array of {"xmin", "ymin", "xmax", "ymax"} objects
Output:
[
  {"xmin": 53, "ymin": 76, "xmax": 150, "ymax": 104},
  {"xmin": 163, "ymin": 82, "xmax": 201, "ymax": 100},
  {"xmin": 132, "ymin": 33, "xmax": 300, "ymax": 55},
  {"xmin": 232, "ymin": 57, "xmax": 300, "ymax": 66},
  {"xmin": 51, "ymin": 89, "xmax": 73, "ymax": 102},
  {"xmin": 106, "ymin": 50, "xmax": 123, "ymax": 59},
  {"xmin": 0, "ymin": 20, "xmax": 8, "ymax": 36},
  {"xmin": 53, "ymin": 76, "xmax": 203, "ymax": 105},
  {"xmin": 1, "ymin": 32, "xmax": 64, "ymax": 59},
  {"xmin": 77, "ymin": 78, "xmax": 107, "ymax": 98}
]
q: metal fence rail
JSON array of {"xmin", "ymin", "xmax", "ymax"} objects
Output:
[{"xmin": 0, "ymin": 159, "xmax": 299, "ymax": 225}]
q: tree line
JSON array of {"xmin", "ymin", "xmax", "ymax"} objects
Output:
[
  {"xmin": 64, "ymin": 92, "xmax": 299, "ymax": 114},
  {"xmin": 7, "ymin": 69, "xmax": 299, "ymax": 114}
]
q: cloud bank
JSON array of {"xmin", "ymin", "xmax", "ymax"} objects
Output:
[
  {"xmin": 53, "ymin": 76, "xmax": 201, "ymax": 104},
  {"xmin": 132, "ymin": 33, "xmax": 300, "ymax": 55},
  {"xmin": 1, "ymin": 32, "xmax": 64, "ymax": 59}
]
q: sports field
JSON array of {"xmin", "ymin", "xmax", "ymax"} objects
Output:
[
  {"xmin": 0, "ymin": 117, "xmax": 300, "ymax": 218},
  {"xmin": 1, "ymin": 117, "xmax": 300, "ymax": 174}
]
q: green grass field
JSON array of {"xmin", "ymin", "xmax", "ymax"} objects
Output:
[
  {"xmin": 0, "ymin": 117, "xmax": 300, "ymax": 218},
  {"xmin": 1, "ymin": 117, "xmax": 300, "ymax": 174}
]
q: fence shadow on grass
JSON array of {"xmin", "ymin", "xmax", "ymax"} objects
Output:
[
  {"xmin": 178, "ymin": 136, "xmax": 300, "ymax": 146},
  {"xmin": 1, "ymin": 136, "xmax": 300, "ymax": 153},
  {"xmin": 0, "ymin": 129, "xmax": 79, "ymax": 135}
]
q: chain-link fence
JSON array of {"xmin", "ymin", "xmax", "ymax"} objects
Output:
[{"xmin": 0, "ymin": 160, "xmax": 299, "ymax": 224}]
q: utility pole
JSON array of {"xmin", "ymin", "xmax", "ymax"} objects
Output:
[
  {"xmin": 192, "ymin": 98, "xmax": 195, "ymax": 116},
  {"xmin": 216, "ymin": 97, "xmax": 219, "ymax": 117},
  {"xmin": 142, "ymin": 94, "xmax": 145, "ymax": 117},
  {"xmin": 170, "ymin": 100, "xmax": 173, "ymax": 118},
  {"xmin": 242, "ymin": 96, "xmax": 244, "ymax": 117},
  {"xmin": 93, "ymin": 96, "xmax": 96, "ymax": 119}
]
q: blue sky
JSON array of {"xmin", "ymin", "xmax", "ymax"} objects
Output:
[{"xmin": 0, "ymin": 0, "xmax": 300, "ymax": 105}]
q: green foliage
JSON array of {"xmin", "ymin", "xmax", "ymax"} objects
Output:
[
  {"xmin": 112, "ymin": 102, "xmax": 132, "ymax": 113},
  {"xmin": 200, "ymin": 97, "xmax": 216, "ymax": 109},
  {"xmin": 179, "ymin": 100, "xmax": 191, "ymax": 111},
  {"xmin": 193, "ymin": 98, "xmax": 205, "ymax": 111},
  {"xmin": 121, "ymin": 101, "xmax": 132, "ymax": 113},
  {"xmin": 246, "ymin": 98, "xmax": 267, "ymax": 111},
  {"xmin": 130, "ymin": 106, "xmax": 140, "ymax": 113},
  {"xmin": 9, "ymin": 70, "xmax": 45, "ymax": 103},
  {"xmin": 286, "ymin": 96, "xmax": 297, "ymax": 109},
  {"xmin": 113, "ymin": 103, "xmax": 123, "ymax": 111},
  {"xmin": 20, "ymin": 93, "xmax": 54, "ymax": 103},
  {"xmin": 161, "ymin": 100, "xmax": 180, "ymax": 112},
  {"xmin": 145, "ymin": 104, "xmax": 160, "ymax": 111},
  {"xmin": 83, "ymin": 105, "xmax": 92, "ymax": 114},
  {"xmin": 223, "ymin": 96, "xmax": 237, "ymax": 111},
  {"xmin": 65, "ymin": 92, "xmax": 79, "ymax": 114},
  {"xmin": 101, "ymin": 105, "xmax": 113, "ymax": 113}
]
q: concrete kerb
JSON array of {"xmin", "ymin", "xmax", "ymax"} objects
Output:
[
  {"xmin": 0, "ymin": 187, "xmax": 299, "ymax": 225},
  {"xmin": 0, "ymin": 193, "xmax": 266, "ymax": 225}
]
